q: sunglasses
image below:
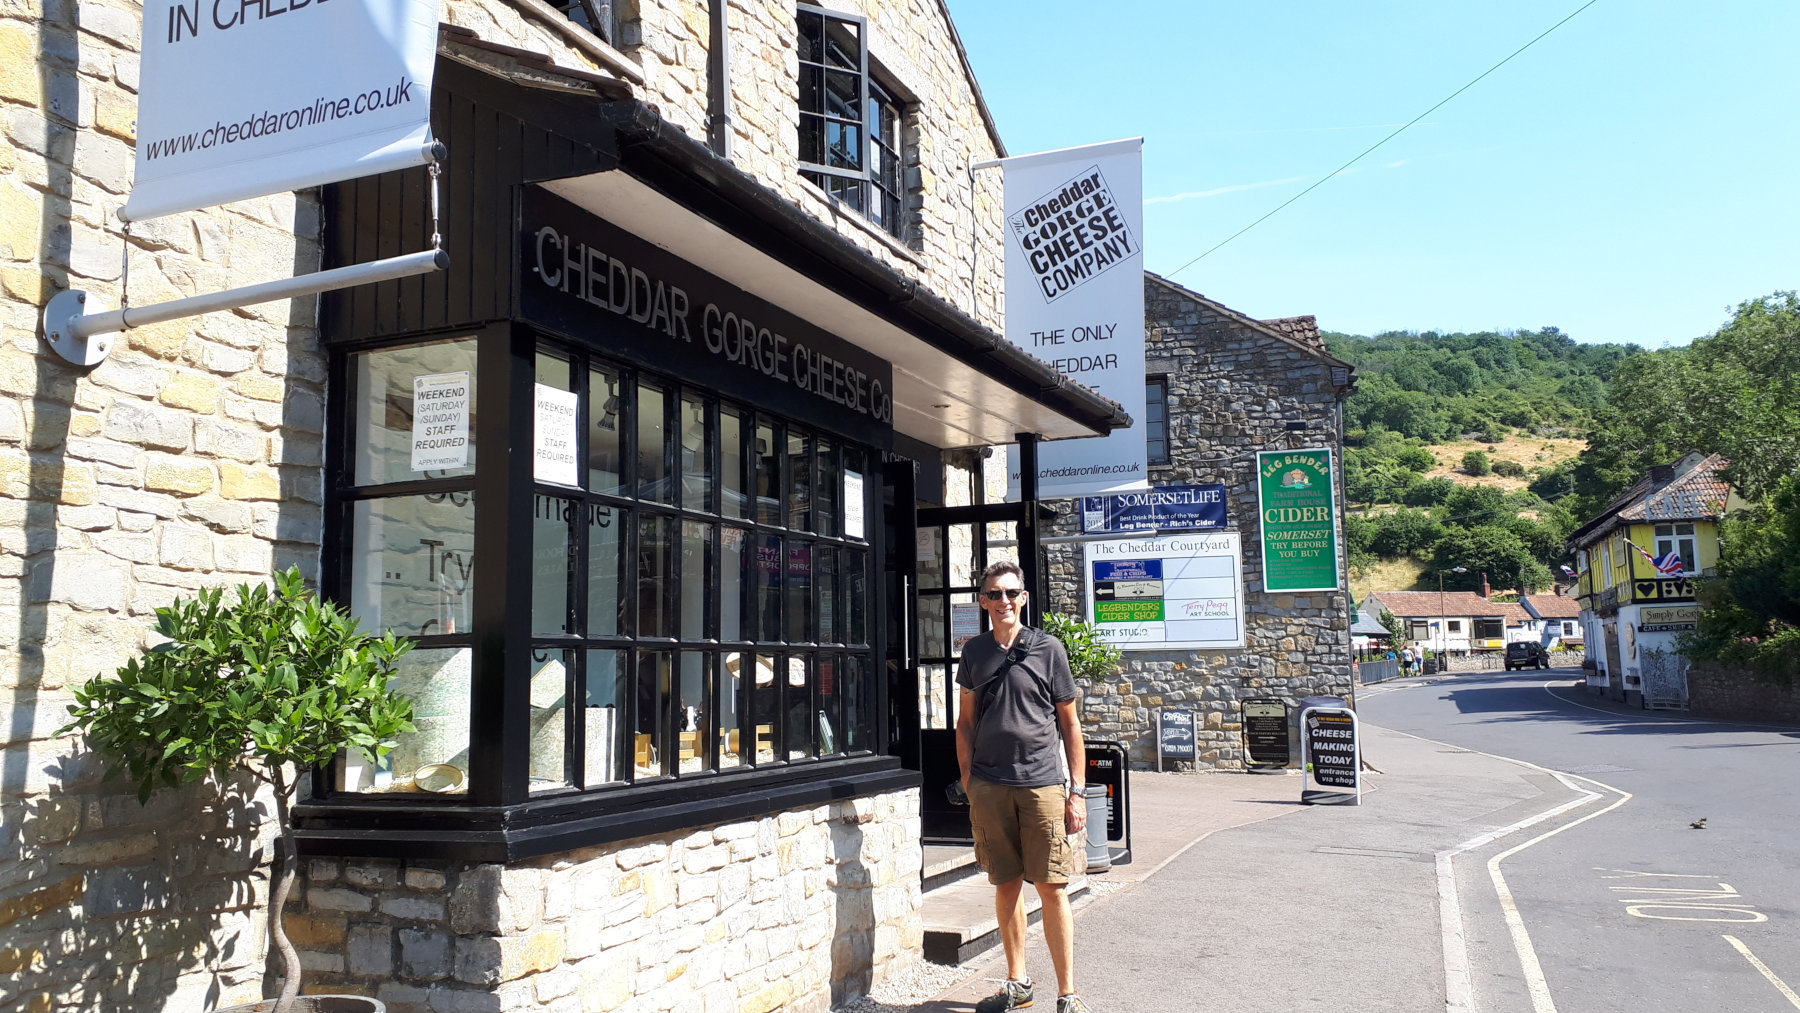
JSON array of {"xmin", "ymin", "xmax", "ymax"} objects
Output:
[{"xmin": 981, "ymin": 589, "xmax": 1026, "ymax": 602}]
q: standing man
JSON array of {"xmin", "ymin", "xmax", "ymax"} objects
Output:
[
  {"xmin": 1400, "ymin": 643, "xmax": 1414, "ymax": 677},
  {"xmin": 955, "ymin": 560, "xmax": 1095, "ymax": 1013}
]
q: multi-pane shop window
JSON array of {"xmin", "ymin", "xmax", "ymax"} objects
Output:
[
  {"xmin": 1145, "ymin": 379, "xmax": 1169, "ymax": 465},
  {"xmin": 797, "ymin": 5, "xmax": 910, "ymax": 241},
  {"xmin": 336, "ymin": 335, "xmax": 878, "ymax": 799}
]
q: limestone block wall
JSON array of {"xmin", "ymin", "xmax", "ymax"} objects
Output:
[
  {"xmin": 2, "ymin": 0, "xmax": 327, "ymax": 1008},
  {"xmin": 618, "ymin": 0, "xmax": 1008, "ymax": 333},
  {"xmin": 288, "ymin": 789, "xmax": 923, "ymax": 1013},
  {"xmin": 1043, "ymin": 280, "xmax": 1355, "ymax": 768},
  {"xmin": 1687, "ymin": 664, "xmax": 1800, "ymax": 725}
]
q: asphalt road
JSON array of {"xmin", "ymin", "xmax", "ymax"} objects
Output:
[{"xmin": 1362, "ymin": 666, "xmax": 1800, "ymax": 1013}]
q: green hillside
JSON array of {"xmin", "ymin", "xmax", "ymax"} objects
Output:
[{"xmin": 1329, "ymin": 327, "xmax": 1645, "ymax": 596}]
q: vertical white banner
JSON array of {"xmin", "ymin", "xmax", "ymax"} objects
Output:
[
  {"xmin": 1001, "ymin": 138, "xmax": 1147, "ymax": 499},
  {"xmin": 122, "ymin": 0, "xmax": 442, "ymax": 222}
]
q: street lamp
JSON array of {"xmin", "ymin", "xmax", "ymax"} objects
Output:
[{"xmin": 1438, "ymin": 566, "xmax": 1468, "ymax": 661}]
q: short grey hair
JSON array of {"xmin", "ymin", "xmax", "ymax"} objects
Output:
[{"xmin": 980, "ymin": 559, "xmax": 1023, "ymax": 586}]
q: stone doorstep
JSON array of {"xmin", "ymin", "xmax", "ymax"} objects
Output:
[
  {"xmin": 921, "ymin": 857, "xmax": 1090, "ymax": 966},
  {"xmin": 921, "ymin": 844, "xmax": 982, "ymax": 892}
]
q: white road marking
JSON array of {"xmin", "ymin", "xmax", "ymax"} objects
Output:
[
  {"xmin": 1724, "ymin": 935, "xmax": 1800, "ymax": 1009},
  {"xmin": 1382, "ymin": 728, "xmax": 1628, "ymax": 1013},
  {"xmin": 1485, "ymin": 770, "xmax": 1632, "ymax": 1013}
]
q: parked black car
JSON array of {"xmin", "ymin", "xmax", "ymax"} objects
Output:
[{"xmin": 1505, "ymin": 641, "xmax": 1548, "ymax": 671}]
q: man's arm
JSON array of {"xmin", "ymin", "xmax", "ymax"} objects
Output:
[
  {"xmin": 1056, "ymin": 698, "xmax": 1086, "ymax": 833},
  {"xmin": 955, "ymin": 688, "xmax": 978, "ymax": 792}
]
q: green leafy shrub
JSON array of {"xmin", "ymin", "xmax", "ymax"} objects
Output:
[
  {"xmin": 1492, "ymin": 459, "xmax": 1527, "ymax": 478},
  {"xmin": 63, "ymin": 567, "xmax": 416, "ymax": 1012},
  {"xmin": 1462, "ymin": 450, "xmax": 1491, "ymax": 476},
  {"xmin": 1041, "ymin": 612, "xmax": 1123, "ymax": 683}
]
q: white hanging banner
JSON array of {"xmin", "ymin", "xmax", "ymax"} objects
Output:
[
  {"xmin": 1001, "ymin": 137, "xmax": 1147, "ymax": 499},
  {"xmin": 121, "ymin": 0, "xmax": 442, "ymax": 222}
]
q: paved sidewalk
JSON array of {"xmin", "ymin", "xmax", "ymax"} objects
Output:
[
  {"xmin": 913, "ymin": 722, "xmax": 1584, "ymax": 1012},
  {"xmin": 918, "ymin": 768, "xmax": 1310, "ymax": 1010}
]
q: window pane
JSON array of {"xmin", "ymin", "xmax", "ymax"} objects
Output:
[
  {"xmin": 823, "ymin": 16, "xmax": 859, "ymax": 68},
  {"xmin": 917, "ymin": 527, "xmax": 943, "ymax": 587},
  {"xmin": 349, "ymin": 493, "xmax": 475, "ymax": 637},
  {"xmin": 799, "ymin": 65, "xmax": 823, "ymax": 116},
  {"xmin": 788, "ymin": 430, "xmax": 811, "ymax": 530},
  {"xmin": 537, "ymin": 349, "xmax": 571, "ymax": 391},
  {"xmin": 816, "ymin": 440, "xmax": 837, "ymax": 536},
  {"xmin": 532, "ymin": 495, "xmax": 576, "ymax": 636},
  {"xmin": 918, "ymin": 594, "xmax": 944, "ymax": 658},
  {"xmin": 633, "ymin": 651, "xmax": 671, "ymax": 778},
  {"xmin": 816, "ymin": 545, "xmax": 838, "ymax": 643},
  {"xmin": 825, "ymin": 69, "xmax": 860, "ymax": 121},
  {"xmin": 919, "ymin": 662, "xmax": 948, "ymax": 731},
  {"xmin": 948, "ymin": 524, "xmax": 977, "ymax": 587},
  {"xmin": 817, "ymin": 653, "xmax": 841, "ymax": 755},
  {"xmin": 826, "ymin": 121, "xmax": 862, "ymax": 171},
  {"xmin": 784, "ymin": 655, "xmax": 811, "ymax": 760},
  {"xmin": 755, "ymin": 422, "xmax": 780, "ymax": 525},
  {"xmin": 756, "ymin": 534, "xmax": 782, "ymax": 640},
  {"xmin": 847, "ymin": 549, "xmax": 867, "ymax": 645},
  {"xmin": 589, "ymin": 365, "xmax": 624, "ymax": 494},
  {"xmin": 638, "ymin": 382, "xmax": 669, "ymax": 502},
  {"xmin": 722, "ymin": 409, "xmax": 746, "ymax": 518},
  {"xmin": 681, "ymin": 396, "xmax": 711, "ymax": 511},
  {"xmin": 682, "ymin": 520, "xmax": 711, "ymax": 639},
  {"xmin": 584, "ymin": 649, "xmax": 626, "ymax": 786},
  {"xmin": 796, "ymin": 8, "xmax": 821, "ymax": 63},
  {"xmin": 721, "ymin": 525, "xmax": 746, "ymax": 641},
  {"xmin": 529, "ymin": 650, "xmax": 571, "ymax": 793},
  {"xmin": 786, "ymin": 540, "xmax": 812, "ymax": 643},
  {"xmin": 638, "ymin": 514, "xmax": 674, "ymax": 638},
  {"xmin": 799, "ymin": 118, "xmax": 824, "ymax": 167},
  {"xmin": 845, "ymin": 654, "xmax": 872, "ymax": 752},
  {"xmin": 752, "ymin": 653, "xmax": 778, "ymax": 764},
  {"xmin": 351, "ymin": 337, "xmax": 477, "ymax": 486},
  {"xmin": 340, "ymin": 647, "xmax": 470, "ymax": 793},
  {"xmin": 719, "ymin": 651, "xmax": 745, "ymax": 769},
  {"xmin": 587, "ymin": 503, "xmax": 624, "ymax": 636},
  {"xmin": 678, "ymin": 652, "xmax": 708, "ymax": 774}
]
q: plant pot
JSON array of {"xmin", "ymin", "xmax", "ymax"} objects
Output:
[{"xmin": 217, "ymin": 997, "xmax": 386, "ymax": 1013}]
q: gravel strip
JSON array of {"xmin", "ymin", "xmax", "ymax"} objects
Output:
[{"xmin": 834, "ymin": 960, "xmax": 973, "ymax": 1013}]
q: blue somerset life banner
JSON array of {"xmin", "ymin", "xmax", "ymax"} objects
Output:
[{"xmin": 1080, "ymin": 484, "xmax": 1228, "ymax": 534}]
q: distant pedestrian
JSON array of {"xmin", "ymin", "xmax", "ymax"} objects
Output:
[
  {"xmin": 956, "ymin": 560, "xmax": 1094, "ymax": 1013},
  {"xmin": 1400, "ymin": 645, "xmax": 1414, "ymax": 675}
]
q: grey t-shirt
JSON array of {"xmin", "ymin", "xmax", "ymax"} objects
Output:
[{"xmin": 955, "ymin": 627, "xmax": 1077, "ymax": 787}]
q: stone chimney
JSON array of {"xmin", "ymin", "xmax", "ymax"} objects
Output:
[
  {"xmin": 1650, "ymin": 463, "xmax": 1676, "ymax": 486},
  {"xmin": 1480, "ymin": 573, "xmax": 1490, "ymax": 599}
]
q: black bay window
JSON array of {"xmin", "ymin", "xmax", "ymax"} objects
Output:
[{"xmin": 323, "ymin": 328, "xmax": 883, "ymax": 838}]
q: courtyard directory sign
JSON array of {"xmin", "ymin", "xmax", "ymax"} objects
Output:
[
  {"xmin": 1083, "ymin": 532, "xmax": 1245, "ymax": 650},
  {"xmin": 1257, "ymin": 449, "xmax": 1341, "ymax": 593}
]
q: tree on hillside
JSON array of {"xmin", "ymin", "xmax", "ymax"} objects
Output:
[
  {"xmin": 1462, "ymin": 450, "xmax": 1491, "ymax": 476},
  {"xmin": 1572, "ymin": 291, "xmax": 1800, "ymax": 512},
  {"xmin": 1369, "ymin": 509, "xmax": 1445, "ymax": 558},
  {"xmin": 1682, "ymin": 474, "xmax": 1800, "ymax": 677},
  {"xmin": 1440, "ymin": 484, "xmax": 1511, "ymax": 529},
  {"xmin": 1428, "ymin": 524, "xmax": 1551, "ymax": 594}
]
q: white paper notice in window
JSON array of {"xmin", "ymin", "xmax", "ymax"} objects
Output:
[
  {"xmin": 534, "ymin": 384, "xmax": 580, "ymax": 486},
  {"xmin": 844, "ymin": 470, "xmax": 865, "ymax": 539},
  {"xmin": 411, "ymin": 371, "xmax": 470, "ymax": 472}
]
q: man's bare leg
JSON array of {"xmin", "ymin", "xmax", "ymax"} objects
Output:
[
  {"xmin": 994, "ymin": 876, "xmax": 1031, "ymax": 982},
  {"xmin": 1035, "ymin": 881, "xmax": 1075, "ymax": 997}
]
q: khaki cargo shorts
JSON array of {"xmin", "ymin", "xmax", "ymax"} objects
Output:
[{"xmin": 967, "ymin": 775, "xmax": 1078, "ymax": 885}]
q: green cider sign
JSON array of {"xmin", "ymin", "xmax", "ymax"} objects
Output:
[{"xmin": 1256, "ymin": 449, "xmax": 1341, "ymax": 593}]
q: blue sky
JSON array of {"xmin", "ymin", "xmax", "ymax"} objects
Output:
[{"xmin": 946, "ymin": 1, "xmax": 1799, "ymax": 348}]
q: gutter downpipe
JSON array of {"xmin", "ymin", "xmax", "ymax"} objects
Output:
[{"xmin": 706, "ymin": 0, "xmax": 731, "ymax": 158}]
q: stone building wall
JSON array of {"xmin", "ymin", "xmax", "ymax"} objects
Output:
[
  {"xmin": 290, "ymin": 789, "xmax": 922, "ymax": 1013},
  {"xmin": 3, "ymin": 0, "xmax": 999, "ymax": 1009},
  {"xmin": 1043, "ymin": 275, "xmax": 1355, "ymax": 768}
]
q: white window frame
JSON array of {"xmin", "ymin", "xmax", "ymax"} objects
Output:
[{"xmin": 1653, "ymin": 522, "xmax": 1697, "ymax": 574}]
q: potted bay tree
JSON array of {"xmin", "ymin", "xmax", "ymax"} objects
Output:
[{"xmin": 64, "ymin": 567, "xmax": 416, "ymax": 1013}]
